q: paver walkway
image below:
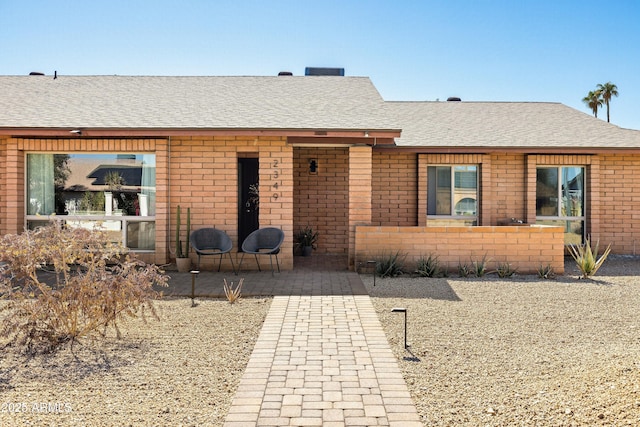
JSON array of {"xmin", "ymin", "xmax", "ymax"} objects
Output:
[
  {"xmin": 223, "ymin": 295, "xmax": 422, "ymax": 426},
  {"xmin": 165, "ymin": 255, "xmax": 422, "ymax": 426}
]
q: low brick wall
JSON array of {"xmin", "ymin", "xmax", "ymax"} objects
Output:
[{"xmin": 354, "ymin": 225, "xmax": 565, "ymax": 275}]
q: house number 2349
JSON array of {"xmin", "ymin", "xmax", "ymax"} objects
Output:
[{"xmin": 271, "ymin": 159, "xmax": 281, "ymax": 200}]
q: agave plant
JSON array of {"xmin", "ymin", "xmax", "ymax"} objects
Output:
[
  {"xmin": 374, "ymin": 250, "xmax": 406, "ymax": 278},
  {"xmin": 496, "ymin": 262, "xmax": 517, "ymax": 278},
  {"xmin": 223, "ymin": 278, "xmax": 244, "ymax": 304},
  {"xmin": 568, "ymin": 237, "xmax": 611, "ymax": 279},
  {"xmin": 537, "ymin": 263, "xmax": 556, "ymax": 280},
  {"xmin": 415, "ymin": 253, "xmax": 441, "ymax": 278}
]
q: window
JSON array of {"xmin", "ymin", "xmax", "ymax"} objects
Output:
[
  {"xmin": 536, "ymin": 166, "xmax": 584, "ymax": 245},
  {"xmin": 26, "ymin": 153, "xmax": 156, "ymax": 251},
  {"xmin": 428, "ymin": 165, "xmax": 478, "ymax": 225}
]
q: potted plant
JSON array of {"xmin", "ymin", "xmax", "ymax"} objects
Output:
[
  {"xmin": 175, "ymin": 205, "xmax": 191, "ymax": 272},
  {"xmin": 295, "ymin": 226, "xmax": 318, "ymax": 257}
]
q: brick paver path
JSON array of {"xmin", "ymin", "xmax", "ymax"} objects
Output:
[{"xmin": 223, "ymin": 294, "xmax": 422, "ymax": 426}]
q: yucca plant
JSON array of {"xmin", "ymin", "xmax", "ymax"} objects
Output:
[
  {"xmin": 568, "ymin": 237, "xmax": 611, "ymax": 279},
  {"xmin": 496, "ymin": 262, "xmax": 517, "ymax": 278},
  {"xmin": 374, "ymin": 250, "xmax": 406, "ymax": 278},
  {"xmin": 415, "ymin": 254, "xmax": 441, "ymax": 278},
  {"xmin": 537, "ymin": 263, "xmax": 556, "ymax": 279},
  {"xmin": 223, "ymin": 278, "xmax": 244, "ymax": 304}
]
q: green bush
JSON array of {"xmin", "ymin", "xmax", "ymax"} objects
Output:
[{"xmin": 0, "ymin": 222, "xmax": 168, "ymax": 353}]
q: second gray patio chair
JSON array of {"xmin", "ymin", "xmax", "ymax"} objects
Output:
[
  {"xmin": 238, "ymin": 227, "xmax": 284, "ymax": 276},
  {"xmin": 190, "ymin": 228, "xmax": 236, "ymax": 274}
]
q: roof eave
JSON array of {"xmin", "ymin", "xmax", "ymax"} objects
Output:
[
  {"xmin": 377, "ymin": 145, "xmax": 640, "ymax": 154},
  {"xmin": 1, "ymin": 127, "xmax": 401, "ymax": 139}
]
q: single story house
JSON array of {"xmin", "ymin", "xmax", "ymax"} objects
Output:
[{"xmin": 2, "ymin": 72, "xmax": 640, "ymax": 274}]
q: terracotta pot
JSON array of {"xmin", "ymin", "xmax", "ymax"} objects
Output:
[{"xmin": 176, "ymin": 257, "xmax": 191, "ymax": 272}]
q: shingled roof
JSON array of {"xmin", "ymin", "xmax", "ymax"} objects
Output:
[
  {"xmin": 388, "ymin": 101, "xmax": 640, "ymax": 150},
  {"xmin": 0, "ymin": 75, "xmax": 399, "ymax": 133}
]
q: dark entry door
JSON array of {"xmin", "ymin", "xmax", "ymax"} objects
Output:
[{"xmin": 238, "ymin": 158, "xmax": 259, "ymax": 247}]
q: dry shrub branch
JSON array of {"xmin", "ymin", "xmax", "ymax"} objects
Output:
[{"xmin": 0, "ymin": 222, "xmax": 168, "ymax": 353}]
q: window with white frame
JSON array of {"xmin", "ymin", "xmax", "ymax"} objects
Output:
[
  {"xmin": 536, "ymin": 166, "xmax": 585, "ymax": 245},
  {"xmin": 427, "ymin": 165, "xmax": 478, "ymax": 225},
  {"xmin": 26, "ymin": 153, "xmax": 156, "ymax": 251}
]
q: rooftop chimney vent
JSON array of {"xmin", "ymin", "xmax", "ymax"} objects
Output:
[
  {"xmin": 305, "ymin": 67, "xmax": 345, "ymax": 76},
  {"xmin": 29, "ymin": 72, "xmax": 45, "ymax": 76},
  {"xmin": 447, "ymin": 97, "xmax": 462, "ymax": 102},
  {"xmin": 278, "ymin": 71, "xmax": 293, "ymax": 76}
]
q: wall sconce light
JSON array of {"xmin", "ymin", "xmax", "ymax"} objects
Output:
[
  {"xmin": 70, "ymin": 129, "xmax": 82, "ymax": 136},
  {"xmin": 309, "ymin": 158, "xmax": 318, "ymax": 175},
  {"xmin": 364, "ymin": 131, "xmax": 369, "ymax": 138}
]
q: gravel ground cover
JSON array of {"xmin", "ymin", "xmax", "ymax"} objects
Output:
[
  {"xmin": 2, "ymin": 256, "xmax": 640, "ymax": 427},
  {"xmin": 0, "ymin": 297, "xmax": 270, "ymax": 427},
  {"xmin": 366, "ymin": 256, "xmax": 640, "ymax": 426}
]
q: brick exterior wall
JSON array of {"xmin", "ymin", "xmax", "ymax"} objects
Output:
[
  {"xmin": 3, "ymin": 135, "xmax": 640, "ymax": 271},
  {"xmin": 491, "ymin": 153, "xmax": 527, "ymax": 224},
  {"xmin": 293, "ymin": 147, "xmax": 349, "ymax": 255},
  {"xmin": 598, "ymin": 154, "xmax": 640, "ymax": 254},
  {"xmin": 169, "ymin": 136, "xmax": 293, "ymax": 271},
  {"xmin": 3, "ymin": 136, "xmax": 294, "ymax": 271},
  {"xmin": 355, "ymin": 225, "xmax": 565, "ymax": 274},
  {"xmin": 0, "ymin": 138, "xmax": 6, "ymax": 236},
  {"xmin": 372, "ymin": 152, "xmax": 418, "ymax": 226}
]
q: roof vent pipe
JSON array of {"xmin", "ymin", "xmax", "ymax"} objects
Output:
[{"xmin": 447, "ymin": 97, "xmax": 462, "ymax": 102}]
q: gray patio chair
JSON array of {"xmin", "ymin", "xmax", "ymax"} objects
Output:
[
  {"xmin": 238, "ymin": 227, "xmax": 284, "ymax": 275},
  {"xmin": 190, "ymin": 228, "xmax": 236, "ymax": 274}
]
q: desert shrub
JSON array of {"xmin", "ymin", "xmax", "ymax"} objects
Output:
[
  {"xmin": 0, "ymin": 222, "xmax": 168, "ymax": 353},
  {"xmin": 537, "ymin": 263, "xmax": 556, "ymax": 279},
  {"xmin": 414, "ymin": 254, "xmax": 442, "ymax": 278},
  {"xmin": 496, "ymin": 262, "xmax": 517, "ymax": 278},
  {"xmin": 568, "ymin": 237, "xmax": 611, "ymax": 279},
  {"xmin": 374, "ymin": 251, "xmax": 406, "ymax": 278}
]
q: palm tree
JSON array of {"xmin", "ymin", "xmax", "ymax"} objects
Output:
[
  {"xmin": 582, "ymin": 90, "xmax": 603, "ymax": 118},
  {"xmin": 596, "ymin": 82, "xmax": 619, "ymax": 123}
]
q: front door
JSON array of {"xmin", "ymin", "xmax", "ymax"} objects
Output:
[{"xmin": 238, "ymin": 158, "xmax": 259, "ymax": 248}]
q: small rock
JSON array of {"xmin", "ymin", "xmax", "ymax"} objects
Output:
[
  {"xmin": 564, "ymin": 408, "xmax": 572, "ymax": 415},
  {"xmin": 597, "ymin": 413, "xmax": 605, "ymax": 420},
  {"xmin": 487, "ymin": 407, "xmax": 497, "ymax": 415}
]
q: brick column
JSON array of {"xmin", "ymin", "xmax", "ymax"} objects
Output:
[
  {"xmin": 418, "ymin": 154, "xmax": 427, "ymax": 226},
  {"xmin": 348, "ymin": 146, "xmax": 372, "ymax": 268},
  {"xmin": 479, "ymin": 154, "xmax": 492, "ymax": 225},
  {"xmin": 3, "ymin": 139, "xmax": 23, "ymax": 235},
  {"xmin": 525, "ymin": 155, "xmax": 537, "ymax": 225},
  {"xmin": 587, "ymin": 155, "xmax": 600, "ymax": 242},
  {"xmin": 260, "ymin": 141, "xmax": 294, "ymax": 270}
]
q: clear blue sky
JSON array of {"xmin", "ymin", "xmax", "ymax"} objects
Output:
[{"xmin": 2, "ymin": 0, "xmax": 639, "ymax": 129}]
